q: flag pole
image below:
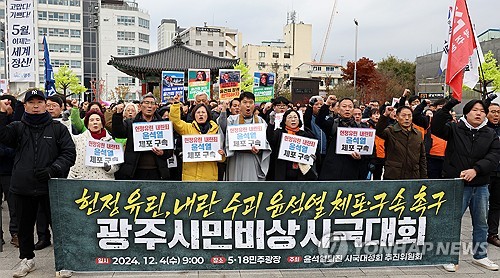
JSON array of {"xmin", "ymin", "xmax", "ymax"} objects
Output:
[{"xmin": 462, "ymin": 0, "xmax": 487, "ymax": 98}]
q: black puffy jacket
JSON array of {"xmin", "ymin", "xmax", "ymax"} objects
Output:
[
  {"xmin": 0, "ymin": 112, "xmax": 76, "ymax": 195},
  {"xmin": 112, "ymin": 112, "xmax": 172, "ymax": 180},
  {"xmin": 432, "ymin": 100, "xmax": 500, "ymax": 186}
]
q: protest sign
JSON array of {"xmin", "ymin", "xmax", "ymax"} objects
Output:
[
  {"xmin": 182, "ymin": 134, "xmax": 222, "ymax": 162},
  {"xmin": 7, "ymin": 0, "xmax": 36, "ymax": 82},
  {"xmin": 278, "ymin": 134, "xmax": 318, "ymax": 165},
  {"xmin": 253, "ymin": 72, "xmax": 275, "ymax": 103},
  {"xmin": 336, "ymin": 127, "xmax": 376, "ymax": 155},
  {"xmin": 219, "ymin": 70, "xmax": 241, "ymax": 101},
  {"xmin": 227, "ymin": 123, "xmax": 267, "ymax": 151},
  {"xmin": 85, "ymin": 140, "xmax": 124, "ymax": 166},
  {"xmin": 50, "ymin": 178, "xmax": 463, "ymax": 271},
  {"xmin": 132, "ymin": 122, "xmax": 174, "ymax": 151},
  {"xmin": 161, "ymin": 71, "xmax": 184, "ymax": 103},
  {"xmin": 188, "ymin": 69, "xmax": 210, "ymax": 101}
]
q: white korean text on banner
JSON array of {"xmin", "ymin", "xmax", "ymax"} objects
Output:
[
  {"xmin": 278, "ymin": 133, "xmax": 318, "ymax": 166},
  {"xmin": 253, "ymin": 72, "xmax": 275, "ymax": 103},
  {"xmin": 219, "ymin": 69, "xmax": 241, "ymax": 101},
  {"xmin": 7, "ymin": 0, "xmax": 36, "ymax": 82},
  {"xmin": 227, "ymin": 123, "xmax": 267, "ymax": 151},
  {"xmin": 187, "ymin": 69, "xmax": 211, "ymax": 101},
  {"xmin": 335, "ymin": 127, "xmax": 376, "ymax": 155},
  {"xmin": 161, "ymin": 71, "xmax": 185, "ymax": 103},
  {"xmin": 132, "ymin": 122, "xmax": 174, "ymax": 151},
  {"xmin": 85, "ymin": 140, "xmax": 124, "ymax": 167},
  {"xmin": 50, "ymin": 178, "xmax": 463, "ymax": 271},
  {"xmin": 182, "ymin": 134, "xmax": 222, "ymax": 162}
]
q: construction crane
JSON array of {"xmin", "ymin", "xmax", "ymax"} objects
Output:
[{"xmin": 320, "ymin": 0, "xmax": 339, "ymax": 62}]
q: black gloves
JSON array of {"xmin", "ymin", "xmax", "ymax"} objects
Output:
[{"xmin": 34, "ymin": 167, "xmax": 57, "ymax": 183}]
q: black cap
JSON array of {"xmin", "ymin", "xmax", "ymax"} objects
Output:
[
  {"xmin": 463, "ymin": 99, "xmax": 488, "ymax": 115},
  {"xmin": 24, "ymin": 89, "xmax": 46, "ymax": 102}
]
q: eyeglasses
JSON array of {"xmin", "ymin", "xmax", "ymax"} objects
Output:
[
  {"xmin": 46, "ymin": 104, "xmax": 60, "ymax": 108},
  {"xmin": 490, "ymin": 110, "xmax": 500, "ymax": 114}
]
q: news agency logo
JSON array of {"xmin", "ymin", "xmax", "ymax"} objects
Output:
[{"xmin": 317, "ymin": 233, "xmax": 483, "ymax": 266}]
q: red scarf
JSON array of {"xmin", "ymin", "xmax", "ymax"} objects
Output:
[
  {"xmin": 285, "ymin": 126, "xmax": 300, "ymax": 135},
  {"xmin": 90, "ymin": 129, "xmax": 107, "ymax": 140},
  {"xmin": 285, "ymin": 126, "xmax": 300, "ymax": 169}
]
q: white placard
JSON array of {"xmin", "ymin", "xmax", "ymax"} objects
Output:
[
  {"xmin": 278, "ymin": 133, "xmax": 318, "ymax": 166},
  {"xmin": 85, "ymin": 140, "xmax": 124, "ymax": 167},
  {"xmin": 227, "ymin": 123, "xmax": 267, "ymax": 150},
  {"xmin": 132, "ymin": 121, "xmax": 174, "ymax": 151},
  {"xmin": 335, "ymin": 127, "xmax": 376, "ymax": 155},
  {"xmin": 182, "ymin": 134, "xmax": 222, "ymax": 162},
  {"xmin": 7, "ymin": 0, "xmax": 36, "ymax": 82},
  {"xmin": 391, "ymin": 98, "xmax": 400, "ymax": 107}
]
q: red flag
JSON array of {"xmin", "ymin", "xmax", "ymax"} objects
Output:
[{"xmin": 445, "ymin": 0, "xmax": 476, "ymax": 101}]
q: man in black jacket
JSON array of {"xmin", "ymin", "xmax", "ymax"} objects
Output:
[
  {"xmin": 0, "ymin": 89, "xmax": 76, "ymax": 277},
  {"xmin": 486, "ymin": 103, "xmax": 500, "ymax": 248},
  {"xmin": 432, "ymin": 98, "xmax": 500, "ymax": 272},
  {"xmin": 0, "ymin": 95, "xmax": 18, "ymax": 247},
  {"xmin": 113, "ymin": 93, "xmax": 172, "ymax": 180}
]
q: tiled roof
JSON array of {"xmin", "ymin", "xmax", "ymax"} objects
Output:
[{"xmin": 108, "ymin": 40, "xmax": 238, "ymax": 79}]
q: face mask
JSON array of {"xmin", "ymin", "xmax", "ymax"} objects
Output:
[{"xmin": 411, "ymin": 105, "xmax": 417, "ymax": 110}]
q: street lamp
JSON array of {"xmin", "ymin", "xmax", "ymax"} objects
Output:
[{"xmin": 353, "ymin": 19, "xmax": 358, "ymax": 100}]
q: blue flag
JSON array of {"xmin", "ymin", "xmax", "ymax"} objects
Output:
[{"xmin": 43, "ymin": 36, "xmax": 57, "ymax": 97}]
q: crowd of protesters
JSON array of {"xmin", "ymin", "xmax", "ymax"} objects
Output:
[{"xmin": 1, "ymin": 87, "xmax": 500, "ymax": 276}]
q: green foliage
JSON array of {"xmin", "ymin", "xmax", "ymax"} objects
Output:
[
  {"xmin": 54, "ymin": 65, "xmax": 87, "ymax": 97},
  {"xmin": 377, "ymin": 55, "xmax": 416, "ymax": 95},
  {"xmin": 481, "ymin": 51, "xmax": 500, "ymax": 92},
  {"xmin": 233, "ymin": 60, "xmax": 253, "ymax": 92}
]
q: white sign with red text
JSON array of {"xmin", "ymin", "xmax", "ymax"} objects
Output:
[
  {"xmin": 132, "ymin": 122, "xmax": 174, "ymax": 151},
  {"xmin": 336, "ymin": 127, "xmax": 376, "ymax": 155},
  {"xmin": 85, "ymin": 140, "xmax": 124, "ymax": 167},
  {"xmin": 182, "ymin": 134, "xmax": 222, "ymax": 162},
  {"xmin": 227, "ymin": 123, "xmax": 267, "ymax": 151},
  {"xmin": 278, "ymin": 133, "xmax": 318, "ymax": 165}
]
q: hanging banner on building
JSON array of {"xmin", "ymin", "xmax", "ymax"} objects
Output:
[
  {"xmin": 132, "ymin": 122, "xmax": 174, "ymax": 151},
  {"xmin": 182, "ymin": 134, "xmax": 222, "ymax": 162},
  {"xmin": 187, "ymin": 69, "xmax": 211, "ymax": 101},
  {"xmin": 85, "ymin": 140, "xmax": 124, "ymax": 167},
  {"xmin": 7, "ymin": 0, "xmax": 36, "ymax": 82},
  {"xmin": 219, "ymin": 69, "xmax": 241, "ymax": 101},
  {"xmin": 227, "ymin": 123, "xmax": 267, "ymax": 151},
  {"xmin": 253, "ymin": 72, "xmax": 275, "ymax": 103},
  {"xmin": 161, "ymin": 71, "xmax": 184, "ymax": 103},
  {"xmin": 336, "ymin": 127, "xmax": 376, "ymax": 155},
  {"xmin": 278, "ymin": 134, "xmax": 318, "ymax": 165},
  {"xmin": 0, "ymin": 79, "xmax": 8, "ymax": 95},
  {"xmin": 49, "ymin": 178, "xmax": 463, "ymax": 272}
]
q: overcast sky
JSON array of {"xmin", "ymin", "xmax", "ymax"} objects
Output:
[{"xmin": 134, "ymin": 0, "xmax": 499, "ymax": 65}]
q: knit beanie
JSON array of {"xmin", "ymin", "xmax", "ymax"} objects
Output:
[{"xmin": 462, "ymin": 99, "xmax": 488, "ymax": 115}]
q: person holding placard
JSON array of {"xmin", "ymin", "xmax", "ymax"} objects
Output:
[
  {"xmin": 170, "ymin": 94, "xmax": 224, "ymax": 181},
  {"xmin": 315, "ymin": 98, "xmax": 369, "ymax": 180},
  {"xmin": 112, "ymin": 93, "xmax": 172, "ymax": 180},
  {"xmin": 376, "ymin": 105, "xmax": 427, "ymax": 180},
  {"xmin": 219, "ymin": 92, "xmax": 271, "ymax": 181},
  {"xmin": 67, "ymin": 110, "xmax": 121, "ymax": 180},
  {"xmin": 267, "ymin": 109, "xmax": 318, "ymax": 181}
]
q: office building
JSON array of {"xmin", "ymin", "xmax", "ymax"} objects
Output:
[{"xmin": 178, "ymin": 24, "xmax": 240, "ymax": 59}]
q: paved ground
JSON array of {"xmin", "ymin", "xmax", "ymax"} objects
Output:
[{"xmin": 1, "ymin": 201, "xmax": 500, "ymax": 278}]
